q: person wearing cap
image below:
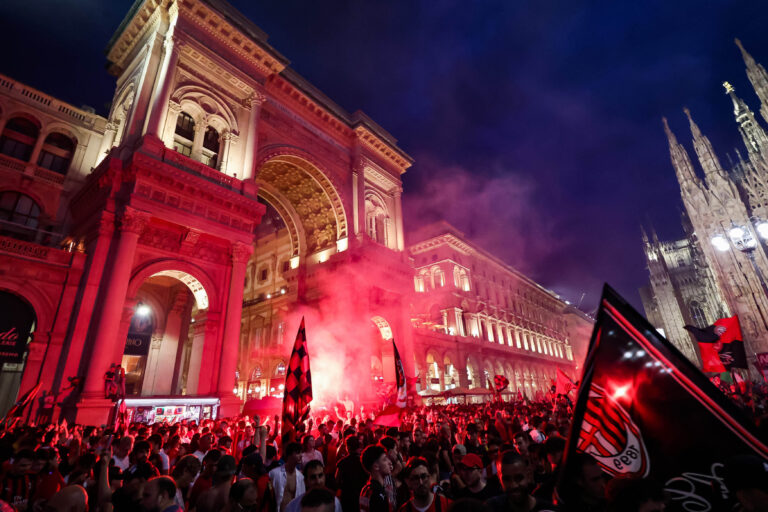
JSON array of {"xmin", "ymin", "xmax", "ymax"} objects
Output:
[
  {"xmin": 724, "ymin": 454, "xmax": 768, "ymax": 512},
  {"xmin": 196, "ymin": 454, "xmax": 237, "ymax": 512},
  {"xmin": 454, "ymin": 453, "xmax": 501, "ymax": 502}
]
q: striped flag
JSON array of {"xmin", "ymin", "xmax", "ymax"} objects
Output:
[
  {"xmin": 282, "ymin": 318, "xmax": 312, "ymax": 440},
  {"xmin": 555, "ymin": 368, "xmax": 575, "ymax": 395},
  {"xmin": 393, "ymin": 340, "xmax": 407, "ymax": 408},
  {"xmin": 558, "ymin": 285, "xmax": 768, "ymax": 511}
]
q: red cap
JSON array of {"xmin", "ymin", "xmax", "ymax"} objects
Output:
[{"xmin": 459, "ymin": 453, "xmax": 484, "ymax": 469}]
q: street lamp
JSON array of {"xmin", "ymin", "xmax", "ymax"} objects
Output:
[{"xmin": 712, "ymin": 222, "xmax": 768, "ymax": 299}]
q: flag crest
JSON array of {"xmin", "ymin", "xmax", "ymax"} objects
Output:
[{"xmin": 559, "ymin": 285, "xmax": 768, "ymax": 511}]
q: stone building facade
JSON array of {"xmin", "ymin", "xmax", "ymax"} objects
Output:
[
  {"xmin": 0, "ymin": 0, "xmax": 591, "ymax": 420},
  {"xmin": 409, "ymin": 223, "xmax": 589, "ymax": 399},
  {"xmin": 644, "ymin": 39, "xmax": 768, "ymax": 371}
]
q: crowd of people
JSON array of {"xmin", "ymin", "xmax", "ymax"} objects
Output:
[{"xmin": 0, "ymin": 390, "xmax": 767, "ymax": 512}]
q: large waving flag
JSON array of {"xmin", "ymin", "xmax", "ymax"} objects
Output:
[
  {"xmin": 684, "ymin": 316, "xmax": 748, "ymax": 371},
  {"xmin": 557, "ymin": 285, "xmax": 768, "ymax": 511},
  {"xmin": 555, "ymin": 368, "xmax": 575, "ymax": 395},
  {"xmin": 282, "ymin": 318, "xmax": 312, "ymax": 440},
  {"xmin": 494, "ymin": 374, "xmax": 509, "ymax": 393}
]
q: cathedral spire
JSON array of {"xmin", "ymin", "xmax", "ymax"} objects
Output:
[
  {"xmin": 684, "ymin": 107, "xmax": 724, "ymax": 177},
  {"xmin": 735, "ymin": 38, "xmax": 768, "ymax": 126},
  {"xmin": 723, "ymin": 81, "xmax": 768, "ymax": 158},
  {"xmin": 663, "ymin": 116, "xmax": 701, "ymax": 189}
]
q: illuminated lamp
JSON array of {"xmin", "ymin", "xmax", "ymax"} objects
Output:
[
  {"xmin": 756, "ymin": 221, "xmax": 768, "ymax": 240},
  {"xmin": 233, "ymin": 387, "xmax": 238, "ymax": 394},
  {"xmin": 281, "ymin": 288, "xmax": 286, "ymax": 295},
  {"xmin": 136, "ymin": 304, "xmax": 151, "ymax": 317},
  {"xmin": 270, "ymin": 387, "xmax": 275, "ymax": 392},
  {"xmin": 278, "ymin": 384, "xmax": 284, "ymax": 390},
  {"xmin": 290, "ymin": 256, "xmax": 300, "ymax": 269},
  {"xmin": 266, "ymin": 293, "xmax": 271, "ymax": 299},
  {"xmin": 711, "ymin": 235, "xmax": 730, "ymax": 252}
]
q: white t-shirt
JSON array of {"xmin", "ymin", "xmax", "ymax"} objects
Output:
[{"xmin": 113, "ymin": 454, "xmax": 130, "ymax": 471}]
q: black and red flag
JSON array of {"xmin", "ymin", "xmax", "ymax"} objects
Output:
[
  {"xmin": 557, "ymin": 285, "xmax": 768, "ymax": 511},
  {"xmin": 684, "ymin": 316, "xmax": 748, "ymax": 371},
  {"xmin": 493, "ymin": 374, "xmax": 509, "ymax": 393},
  {"xmin": 1, "ymin": 382, "xmax": 41, "ymax": 425},
  {"xmin": 393, "ymin": 340, "xmax": 407, "ymax": 408},
  {"xmin": 282, "ymin": 318, "xmax": 312, "ymax": 440}
]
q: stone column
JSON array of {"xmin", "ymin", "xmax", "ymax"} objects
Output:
[
  {"xmin": 190, "ymin": 120, "xmax": 206, "ymax": 161},
  {"xmin": 26, "ymin": 134, "xmax": 47, "ymax": 172},
  {"xmin": 219, "ymin": 132, "xmax": 235, "ymax": 175},
  {"xmin": 162, "ymin": 101, "xmax": 183, "ymax": 147},
  {"xmin": 96, "ymin": 122, "xmax": 119, "ymax": 165},
  {"xmin": 145, "ymin": 35, "xmax": 181, "ymax": 139},
  {"xmin": 77, "ymin": 207, "xmax": 148, "ymax": 425},
  {"xmin": 393, "ymin": 189, "xmax": 404, "ymax": 251},
  {"xmin": 217, "ymin": 242, "xmax": 252, "ymax": 414},
  {"xmin": 241, "ymin": 92, "xmax": 266, "ymax": 180}
]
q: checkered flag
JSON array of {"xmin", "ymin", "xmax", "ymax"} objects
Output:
[{"xmin": 282, "ymin": 318, "xmax": 312, "ymax": 440}]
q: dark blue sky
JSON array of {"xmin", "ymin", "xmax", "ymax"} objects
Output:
[{"xmin": 2, "ymin": 0, "xmax": 767, "ymax": 312}]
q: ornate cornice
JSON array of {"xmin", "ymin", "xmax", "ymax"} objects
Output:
[
  {"xmin": 119, "ymin": 207, "xmax": 150, "ymax": 235},
  {"xmin": 354, "ymin": 125, "xmax": 411, "ymax": 174}
]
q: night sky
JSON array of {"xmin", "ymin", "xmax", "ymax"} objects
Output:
[{"xmin": 2, "ymin": 0, "xmax": 768, "ymax": 313}]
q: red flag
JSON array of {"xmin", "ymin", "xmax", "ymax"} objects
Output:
[
  {"xmin": 282, "ymin": 318, "xmax": 312, "ymax": 440},
  {"xmin": 556, "ymin": 368, "xmax": 575, "ymax": 395},
  {"xmin": 559, "ymin": 285, "xmax": 768, "ymax": 511},
  {"xmin": 374, "ymin": 404, "xmax": 402, "ymax": 427},
  {"xmin": 685, "ymin": 316, "xmax": 748, "ymax": 371}
]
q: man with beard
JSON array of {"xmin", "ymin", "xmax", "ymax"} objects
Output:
[
  {"xmin": 285, "ymin": 460, "xmax": 342, "ymax": 512},
  {"xmin": 398, "ymin": 457, "xmax": 452, "ymax": 512},
  {"xmin": 486, "ymin": 451, "xmax": 557, "ymax": 512},
  {"xmin": 140, "ymin": 476, "xmax": 182, "ymax": 512}
]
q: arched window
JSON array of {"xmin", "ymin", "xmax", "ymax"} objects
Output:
[
  {"xmin": 0, "ymin": 191, "xmax": 41, "ymax": 241},
  {"xmin": 274, "ymin": 362, "xmax": 286, "ymax": 377},
  {"xmin": 37, "ymin": 132, "xmax": 75, "ymax": 174},
  {"xmin": 173, "ymin": 112, "xmax": 195, "ymax": 157},
  {"xmin": 432, "ymin": 267, "xmax": 445, "ymax": 288},
  {"xmin": 453, "ymin": 266, "xmax": 461, "ymax": 287},
  {"xmin": 365, "ymin": 195, "xmax": 390, "ymax": 247},
  {"xmin": 201, "ymin": 126, "xmax": 219, "ymax": 168},
  {"xmin": 0, "ymin": 117, "xmax": 39, "ymax": 161},
  {"xmin": 689, "ymin": 301, "xmax": 706, "ymax": 328}
]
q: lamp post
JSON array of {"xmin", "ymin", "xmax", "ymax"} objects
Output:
[
  {"xmin": 712, "ymin": 221, "xmax": 768, "ymax": 335},
  {"xmin": 711, "ymin": 222, "xmax": 768, "ymax": 300}
]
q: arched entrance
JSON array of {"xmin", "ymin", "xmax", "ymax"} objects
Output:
[
  {"xmin": 122, "ymin": 270, "xmax": 210, "ymax": 396},
  {"xmin": 0, "ymin": 291, "xmax": 36, "ymax": 416}
]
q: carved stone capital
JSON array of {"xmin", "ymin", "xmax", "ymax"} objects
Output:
[
  {"xmin": 119, "ymin": 207, "xmax": 150, "ymax": 235},
  {"xmin": 232, "ymin": 242, "xmax": 253, "ymax": 264},
  {"xmin": 98, "ymin": 214, "xmax": 116, "ymax": 236},
  {"xmin": 243, "ymin": 91, "xmax": 267, "ymax": 109},
  {"xmin": 105, "ymin": 121, "xmax": 120, "ymax": 132},
  {"xmin": 167, "ymin": 100, "xmax": 183, "ymax": 115}
]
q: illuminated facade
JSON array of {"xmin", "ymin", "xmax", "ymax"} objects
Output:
[
  {"xmin": 408, "ymin": 223, "xmax": 590, "ymax": 399},
  {"xmin": 648, "ymin": 39, "xmax": 768, "ymax": 371},
  {"xmin": 0, "ymin": 0, "xmax": 591, "ymax": 421}
]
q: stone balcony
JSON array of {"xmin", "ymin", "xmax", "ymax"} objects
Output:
[{"xmin": 0, "ymin": 153, "xmax": 66, "ymax": 186}]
